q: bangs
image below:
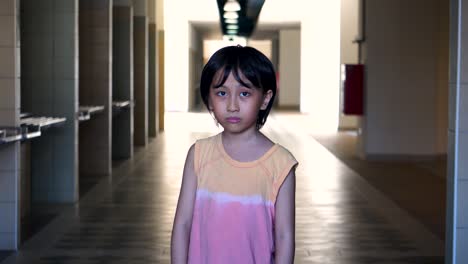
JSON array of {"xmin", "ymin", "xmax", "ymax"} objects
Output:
[{"xmin": 212, "ymin": 65, "xmax": 261, "ymax": 90}]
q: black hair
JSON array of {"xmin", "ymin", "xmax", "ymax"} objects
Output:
[{"xmin": 200, "ymin": 45, "xmax": 277, "ymax": 129}]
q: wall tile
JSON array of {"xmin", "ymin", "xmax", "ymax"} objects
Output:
[
  {"xmin": 460, "ymin": 84, "xmax": 468, "ymax": 131},
  {"xmin": 446, "ymin": 177, "xmax": 455, "ymax": 250},
  {"xmin": 90, "ymin": 28, "xmax": 110, "ymax": 44},
  {"xmin": 53, "ymin": 12, "xmax": 76, "ymax": 35},
  {"xmin": 0, "ymin": 79, "xmax": 17, "ymax": 109},
  {"xmin": 54, "ymin": 35, "xmax": 77, "ymax": 58},
  {"xmin": 459, "ymin": 132, "xmax": 468, "ymax": 179},
  {"xmin": 0, "ymin": 0, "xmax": 15, "ymax": 16},
  {"xmin": 449, "ymin": 0, "xmax": 459, "ymax": 84},
  {"xmin": 21, "ymin": 0, "xmax": 53, "ymax": 12},
  {"xmin": 0, "ymin": 203, "xmax": 16, "ymax": 232},
  {"xmin": 81, "ymin": 0, "xmax": 109, "ymax": 10},
  {"xmin": 50, "ymin": 191, "xmax": 76, "ymax": 203},
  {"xmin": 0, "ymin": 47, "xmax": 15, "ymax": 78},
  {"xmin": 0, "ymin": 145, "xmax": 18, "ymax": 172},
  {"xmin": 53, "ymin": 79, "xmax": 77, "ymax": 118},
  {"xmin": 456, "ymin": 228, "xmax": 468, "ymax": 263},
  {"xmin": 0, "ymin": 109, "xmax": 18, "ymax": 126},
  {"xmin": 0, "ymin": 172, "xmax": 17, "ymax": 202},
  {"xmin": 53, "ymin": 56, "xmax": 75, "ymax": 80},
  {"xmin": 0, "ymin": 232, "xmax": 15, "ymax": 249},
  {"xmin": 21, "ymin": 18, "xmax": 48, "ymax": 35},
  {"xmin": 0, "ymin": 15, "xmax": 14, "ymax": 46},
  {"xmin": 29, "ymin": 79, "xmax": 53, "ymax": 114},
  {"xmin": 22, "ymin": 13, "xmax": 53, "ymax": 34},
  {"xmin": 447, "ymin": 130, "xmax": 455, "ymax": 180},
  {"xmin": 31, "ymin": 137, "xmax": 54, "ymax": 197},
  {"xmin": 458, "ymin": 180, "xmax": 468, "ymax": 227},
  {"xmin": 461, "ymin": 0, "xmax": 468, "ymax": 84},
  {"xmin": 91, "ymin": 44, "xmax": 111, "ymax": 65},
  {"xmin": 15, "ymin": 77, "xmax": 20, "ymax": 106},
  {"xmin": 53, "ymin": 0, "xmax": 77, "ymax": 13},
  {"xmin": 449, "ymin": 84, "xmax": 468, "ymax": 132},
  {"xmin": 90, "ymin": 9, "xmax": 110, "ymax": 27},
  {"xmin": 449, "ymin": 83, "xmax": 455, "ymax": 130},
  {"xmin": 21, "ymin": 36, "xmax": 53, "ymax": 79},
  {"xmin": 52, "ymin": 147, "xmax": 77, "ymax": 193},
  {"xmin": 15, "ymin": 47, "xmax": 19, "ymax": 77}
]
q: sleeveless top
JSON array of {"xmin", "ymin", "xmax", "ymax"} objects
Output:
[{"xmin": 188, "ymin": 133, "xmax": 298, "ymax": 264}]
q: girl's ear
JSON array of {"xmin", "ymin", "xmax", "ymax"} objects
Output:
[
  {"xmin": 208, "ymin": 100, "xmax": 214, "ymax": 111},
  {"xmin": 260, "ymin": 90, "xmax": 273, "ymax": 110}
]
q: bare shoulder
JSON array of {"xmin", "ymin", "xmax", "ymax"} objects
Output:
[
  {"xmin": 187, "ymin": 142, "xmax": 196, "ymax": 155},
  {"xmin": 185, "ymin": 143, "xmax": 196, "ymax": 165}
]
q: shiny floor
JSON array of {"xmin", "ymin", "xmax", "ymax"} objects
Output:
[{"xmin": 1, "ymin": 112, "xmax": 445, "ymax": 264}]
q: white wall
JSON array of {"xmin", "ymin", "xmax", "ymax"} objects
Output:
[
  {"xmin": 278, "ymin": 29, "xmax": 300, "ymax": 108},
  {"xmin": 156, "ymin": 0, "xmax": 164, "ymax": 30},
  {"xmin": 362, "ymin": 0, "xmax": 449, "ymax": 156},
  {"xmin": 164, "ymin": 0, "xmax": 218, "ymax": 111},
  {"xmin": 247, "ymin": 39, "xmax": 272, "ymax": 60},
  {"xmin": 261, "ymin": 0, "xmax": 341, "ymax": 130},
  {"xmin": 164, "ymin": 0, "xmax": 341, "ymax": 131},
  {"xmin": 203, "ymin": 38, "xmax": 247, "ymax": 62},
  {"xmin": 339, "ymin": 0, "xmax": 359, "ymax": 129}
]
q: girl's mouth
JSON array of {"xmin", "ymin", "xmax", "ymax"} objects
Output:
[{"xmin": 226, "ymin": 117, "xmax": 241, "ymax": 123}]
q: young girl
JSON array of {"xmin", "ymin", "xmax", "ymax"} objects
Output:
[{"xmin": 171, "ymin": 45, "xmax": 298, "ymax": 264}]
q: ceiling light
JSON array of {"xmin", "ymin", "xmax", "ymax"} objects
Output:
[
  {"xmin": 226, "ymin": 25, "xmax": 239, "ymax": 30},
  {"xmin": 224, "ymin": 0, "xmax": 241, "ymax": 12},
  {"xmin": 225, "ymin": 18, "xmax": 238, "ymax": 24},
  {"xmin": 227, "ymin": 29, "xmax": 238, "ymax": 35},
  {"xmin": 223, "ymin": 11, "xmax": 239, "ymax": 19}
]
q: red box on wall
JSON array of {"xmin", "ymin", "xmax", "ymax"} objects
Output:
[{"xmin": 342, "ymin": 64, "xmax": 364, "ymax": 115}]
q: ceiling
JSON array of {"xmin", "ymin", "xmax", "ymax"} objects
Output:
[
  {"xmin": 191, "ymin": 0, "xmax": 300, "ymax": 40},
  {"xmin": 192, "ymin": 21, "xmax": 300, "ymax": 40},
  {"xmin": 216, "ymin": 0, "xmax": 265, "ymax": 37}
]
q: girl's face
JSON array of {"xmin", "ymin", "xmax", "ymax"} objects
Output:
[{"xmin": 208, "ymin": 70, "xmax": 273, "ymax": 135}]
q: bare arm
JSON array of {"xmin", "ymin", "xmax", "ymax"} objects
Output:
[
  {"xmin": 274, "ymin": 169, "xmax": 296, "ymax": 264},
  {"xmin": 171, "ymin": 144, "xmax": 197, "ymax": 264}
]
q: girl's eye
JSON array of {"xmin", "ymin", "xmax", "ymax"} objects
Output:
[
  {"xmin": 216, "ymin": 91, "xmax": 226, "ymax": 96},
  {"xmin": 240, "ymin": 92, "xmax": 250, "ymax": 97}
]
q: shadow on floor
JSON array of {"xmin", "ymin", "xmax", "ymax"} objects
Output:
[
  {"xmin": 0, "ymin": 251, "xmax": 12, "ymax": 263},
  {"xmin": 312, "ymin": 131, "xmax": 446, "ymax": 240},
  {"xmin": 21, "ymin": 211, "xmax": 58, "ymax": 244}
]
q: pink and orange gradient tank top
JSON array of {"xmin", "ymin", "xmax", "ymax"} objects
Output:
[{"xmin": 188, "ymin": 133, "xmax": 298, "ymax": 264}]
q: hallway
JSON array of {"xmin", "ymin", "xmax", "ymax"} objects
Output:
[{"xmin": 0, "ymin": 112, "xmax": 445, "ymax": 264}]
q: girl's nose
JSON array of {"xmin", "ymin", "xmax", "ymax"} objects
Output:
[{"xmin": 227, "ymin": 96, "xmax": 239, "ymax": 112}]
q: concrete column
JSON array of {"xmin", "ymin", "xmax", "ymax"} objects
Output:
[
  {"xmin": 360, "ymin": 0, "xmax": 449, "ymax": 160},
  {"xmin": 112, "ymin": 1, "xmax": 134, "ymax": 159},
  {"xmin": 156, "ymin": 0, "xmax": 164, "ymax": 131},
  {"xmin": 133, "ymin": 0, "xmax": 148, "ymax": 146},
  {"xmin": 148, "ymin": 0, "xmax": 159, "ymax": 137},
  {"xmin": 339, "ymin": 0, "xmax": 359, "ymax": 130},
  {"xmin": 79, "ymin": 0, "xmax": 112, "ymax": 176},
  {"xmin": 21, "ymin": 0, "xmax": 79, "ymax": 203},
  {"xmin": 446, "ymin": 1, "xmax": 468, "ymax": 263},
  {"xmin": 278, "ymin": 29, "xmax": 300, "ymax": 109},
  {"xmin": 0, "ymin": 0, "xmax": 20, "ymax": 250}
]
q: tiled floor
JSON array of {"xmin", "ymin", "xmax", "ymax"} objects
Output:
[
  {"xmin": 0, "ymin": 112, "xmax": 445, "ymax": 263},
  {"xmin": 311, "ymin": 131, "xmax": 446, "ymax": 240}
]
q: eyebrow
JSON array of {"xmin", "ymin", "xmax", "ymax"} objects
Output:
[{"xmin": 212, "ymin": 83, "xmax": 254, "ymax": 90}]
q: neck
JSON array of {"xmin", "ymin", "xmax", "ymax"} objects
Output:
[{"xmin": 221, "ymin": 129, "xmax": 263, "ymax": 145}]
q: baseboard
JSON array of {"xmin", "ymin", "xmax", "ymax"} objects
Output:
[
  {"xmin": 364, "ymin": 153, "xmax": 447, "ymax": 162},
  {"xmin": 276, "ymin": 105, "xmax": 300, "ymax": 111}
]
